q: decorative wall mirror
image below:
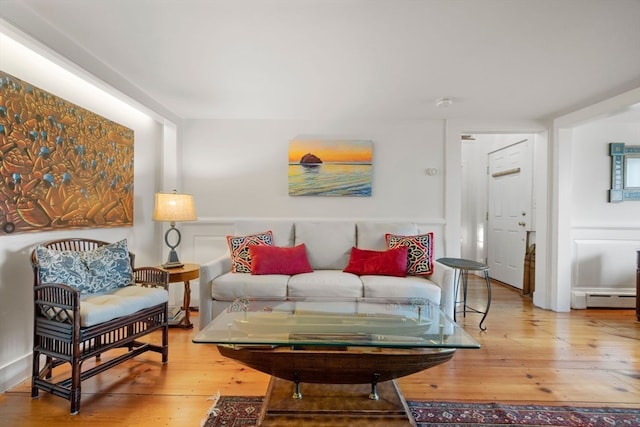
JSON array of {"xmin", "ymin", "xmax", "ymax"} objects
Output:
[{"xmin": 609, "ymin": 143, "xmax": 640, "ymax": 202}]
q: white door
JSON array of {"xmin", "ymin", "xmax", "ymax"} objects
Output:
[{"xmin": 487, "ymin": 140, "xmax": 531, "ymax": 289}]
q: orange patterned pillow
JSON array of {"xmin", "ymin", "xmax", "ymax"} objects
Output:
[
  {"xmin": 226, "ymin": 231, "xmax": 273, "ymax": 273},
  {"xmin": 385, "ymin": 232, "xmax": 434, "ymax": 276}
]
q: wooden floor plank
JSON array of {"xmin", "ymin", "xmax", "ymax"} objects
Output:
[{"xmin": 1, "ymin": 279, "xmax": 639, "ymax": 426}]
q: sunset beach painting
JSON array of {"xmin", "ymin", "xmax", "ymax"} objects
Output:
[{"xmin": 288, "ymin": 139, "xmax": 373, "ymax": 196}]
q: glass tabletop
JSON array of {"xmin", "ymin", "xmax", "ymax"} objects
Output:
[{"xmin": 193, "ymin": 297, "xmax": 480, "ymax": 349}]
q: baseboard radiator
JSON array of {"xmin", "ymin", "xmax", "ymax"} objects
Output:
[{"xmin": 571, "ymin": 289, "xmax": 636, "ymax": 309}]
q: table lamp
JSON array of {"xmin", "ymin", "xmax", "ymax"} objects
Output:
[{"xmin": 153, "ymin": 190, "xmax": 197, "ymax": 268}]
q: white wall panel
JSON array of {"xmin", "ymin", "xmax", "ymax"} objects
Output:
[{"xmin": 571, "ymin": 227, "xmax": 640, "ymax": 307}]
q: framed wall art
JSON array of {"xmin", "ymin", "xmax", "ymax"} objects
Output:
[
  {"xmin": 609, "ymin": 142, "xmax": 640, "ymax": 202},
  {"xmin": 0, "ymin": 70, "xmax": 134, "ymax": 235},
  {"xmin": 288, "ymin": 138, "xmax": 373, "ymax": 197}
]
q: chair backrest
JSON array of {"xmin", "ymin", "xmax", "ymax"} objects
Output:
[{"xmin": 31, "ymin": 238, "xmax": 135, "ymax": 271}]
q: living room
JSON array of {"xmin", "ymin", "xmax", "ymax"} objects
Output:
[{"xmin": 1, "ymin": 1, "xmax": 639, "ymax": 424}]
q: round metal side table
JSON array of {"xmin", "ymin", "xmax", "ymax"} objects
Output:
[{"xmin": 437, "ymin": 257, "xmax": 491, "ymax": 330}]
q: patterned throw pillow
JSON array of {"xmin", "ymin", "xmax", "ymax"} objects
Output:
[
  {"xmin": 226, "ymin": 231, "xmax": 274, "ymax": 273},
  {"xmin": 385, "ymin": 232, "xmax": 434, "ymax": 276},
  {"xmin": 35, "ymin": 246, "xmax": 90, "ymax": 292},
  {"xmin": 35, "ymin": 239, "xmax": 133, "ymax": 294},
  {"xmin": 82, "ymin": 239, "xmax": 133, "ymax": 291}
]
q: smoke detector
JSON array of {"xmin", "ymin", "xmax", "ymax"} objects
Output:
[{"xmin": 435, "ymin": 97, "xmax": 453, "ymax": 108}]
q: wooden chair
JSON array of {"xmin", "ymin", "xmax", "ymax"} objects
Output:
[{"xmin": 31, "ymin": 238, "xmax": 169, "ymax": 414}]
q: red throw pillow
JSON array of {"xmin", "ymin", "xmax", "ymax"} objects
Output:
[
  {"xmin": 385, "ymin": 232, "xmax": 434, "ymax": 276},
  {"xmin": 343, "ymin": 246, "xmax": 408, "ymax": 277},
  {"xmin": 249, "ymin": 244, "xmax": 314, "ymax": 275}
]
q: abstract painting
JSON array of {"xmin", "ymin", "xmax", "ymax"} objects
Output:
[
  {"xmin": 288, "ymin": 139, "xmax": 372, "ymax": 196},
  {"xmin": 0, "ymin": 70, "xmax": 134, "ymax": 235}
]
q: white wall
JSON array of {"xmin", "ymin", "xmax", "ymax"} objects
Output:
[
  {"xmin": 0, "ymin": 32, "xmax": 166, "ymax": 392},
  {"xmin": 572, "ymin": 119, "xmax": 640, "ymax": 224},
  {"xmin": 177, "ymin": 119, "xmax": 449, "ymax": 307},
  {"xmin": 570, "ymin": 115, "xmax": 640, "ymax": 307},
  {"xmin": 550, "ymin": 88, "xmax": 640, "ymax": 312},
  {"xmin": 182, "ymin": 119, "xmax": 446, "ymax": 220}
]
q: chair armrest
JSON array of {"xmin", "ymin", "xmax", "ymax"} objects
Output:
[
  {"xmin": 34, "ymin": 283, "xmax": 80, "ymax": 325},
  {"xmin": 198, "ymin": 254, "xmax": 232, "ymax": 329},
  {"xmin": 429, "ymin": 261, "xmax": 455, "ymax": 319},
  {"xmin": 133, "ymin": 267, "xmax": 169, "ymax": 290}
]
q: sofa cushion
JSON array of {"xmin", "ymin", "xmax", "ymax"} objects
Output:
[
  {"xmin": 211, "ymin": 272, "xmax": 289, "ymax": 300},
  {"xmin": 386, "ymin": 233, "xmax": 434, "ymax": 276},
  {"xmin": 226, "ymin": 231, "xmax": 273, "ymax": 273},
  {"xmin": 356, "ymin": 222, "xmax": 419, "ymax": 250},
  {"xmin": 79, "ymin": 285, "xmax": 168, "ymax": 327},
  {"xmin": 294, "ymin": 222, "xmax": 355, "ymax": 269},
  {"xmin": 343, "ymin": 246, "xmax": 408, "ymax": 277},
  {"xmin": 361, "ymin": 275, "xmax": 441, "ymax": 303},
  {"xmin": 249, "ymin": 244, "xmax": 313, "ymax": 275},
  {"xmin": 35, "ymin": 239, "xmax": 133, "ymax": 294},
  {"xmin": 287, "ymin": 270, "xmax": 363, "ymax": 298},
  {"xmin": 234, "ymin": 221, "xmax": 294, "ymax": 247}
]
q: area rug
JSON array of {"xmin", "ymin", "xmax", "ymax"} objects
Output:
[{"xmin": 201, "ymin": 396, "xmax": 640, "ymax": 427}]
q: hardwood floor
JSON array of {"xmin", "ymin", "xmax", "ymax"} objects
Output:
[{"xmin": 1, "ymin": 279, "xmax": 639, "ymax": 426}]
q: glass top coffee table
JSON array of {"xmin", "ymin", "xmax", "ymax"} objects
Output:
[{"xmin": 194, "ymin": 297, "xmax": 479, "ymax": 426}]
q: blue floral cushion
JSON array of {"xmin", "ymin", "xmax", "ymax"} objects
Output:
[
  {"xmin": 83, "ymin": 239, "xmax": 134, "ymax": 291},
  {"xmin": 35, "ymin": 239, "xmax": 133, "ymax": 294},
  {"xmin": 35, "ymin": 247, "xmax": 89, "ymax": 290}
]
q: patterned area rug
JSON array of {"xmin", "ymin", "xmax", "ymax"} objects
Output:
[{"xmin": 201, "ymin": 396, "xmax": 640, "ymax": 427}]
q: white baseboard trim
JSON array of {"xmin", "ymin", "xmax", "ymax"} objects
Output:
[
  {"xmin": 0, "ymin": 353, "xmax": 31, "ymax": 393},
  {"xmin": 571, "ymin": 288, "xmax": 636, "ymax": 309}
]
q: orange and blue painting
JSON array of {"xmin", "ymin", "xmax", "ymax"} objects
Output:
[
  {"xmin": 0, "ymin": 71, "xmax": 134, "ymax": 235},
  {"xmin": 288, "ymin": 139, "xmax": 373, "ymax": 196}
]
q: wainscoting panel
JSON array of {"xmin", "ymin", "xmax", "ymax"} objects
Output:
[{"xmin": 571, "ymin": 227, "xmax": 640, "ymax": 308}]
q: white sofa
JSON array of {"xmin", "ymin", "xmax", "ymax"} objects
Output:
[{"xmin": 198, "ymin": 221, "xmax": 455, "ymax": 329}]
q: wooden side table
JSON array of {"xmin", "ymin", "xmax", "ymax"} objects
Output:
[{"xmin": 159, "ymin": 263, "xmax": 199, "ymax": 329}]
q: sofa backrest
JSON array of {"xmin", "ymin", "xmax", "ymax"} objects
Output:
[
  {"xmin": 233, "ymin": 220, "xmax": 430, "ymax": 271},
  {"xmin": 234, "ymin": 221, "xmax": 294, "ymax": 247},
  {"xmin": 355, "ymin": 222, "xmax": 419, "ymax": 251},
  {"xmin": 294, "ymin": 222, "xmax": 355, "ymax": 270}
]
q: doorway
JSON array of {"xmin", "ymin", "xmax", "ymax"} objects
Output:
[{"xmin": 460, "ymin": 134, "xmax": 534, "ymax": 290}]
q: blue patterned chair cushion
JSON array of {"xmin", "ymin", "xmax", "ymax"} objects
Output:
[{"xmin": 35, "ymin": 239, "xmax": 133, "ymax": 294}]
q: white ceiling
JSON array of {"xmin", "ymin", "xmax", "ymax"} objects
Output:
[{"xmin": 1, "ymin": 0, "xmax": 639, "ymax": 121}]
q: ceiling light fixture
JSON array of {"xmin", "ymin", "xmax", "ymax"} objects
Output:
[{"xmin": 435, "ymin": 97, "xmax": 453, "ymax": 108}]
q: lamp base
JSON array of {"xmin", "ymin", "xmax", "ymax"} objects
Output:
[{"xmin": 163, "ymin": 248, "xmax": 183, "ymax": 269}]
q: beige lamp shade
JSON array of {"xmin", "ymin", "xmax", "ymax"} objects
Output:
[{"xmin": 153, "ymin": 192, "xmax": 197, "ymax": 222}]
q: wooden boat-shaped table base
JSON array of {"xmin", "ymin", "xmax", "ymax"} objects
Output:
[
  {"xmin": 219, "ymin": 345, "xmax": 456, "ymax": 426},
  {"xmin": 260, "ymin": 378, "xmax": 414, "ymax": 426}
]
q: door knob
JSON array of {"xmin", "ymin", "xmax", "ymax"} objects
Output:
[{"xmin": 518, "ymin": 221, "xmax": 526, "ymax": 227}]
